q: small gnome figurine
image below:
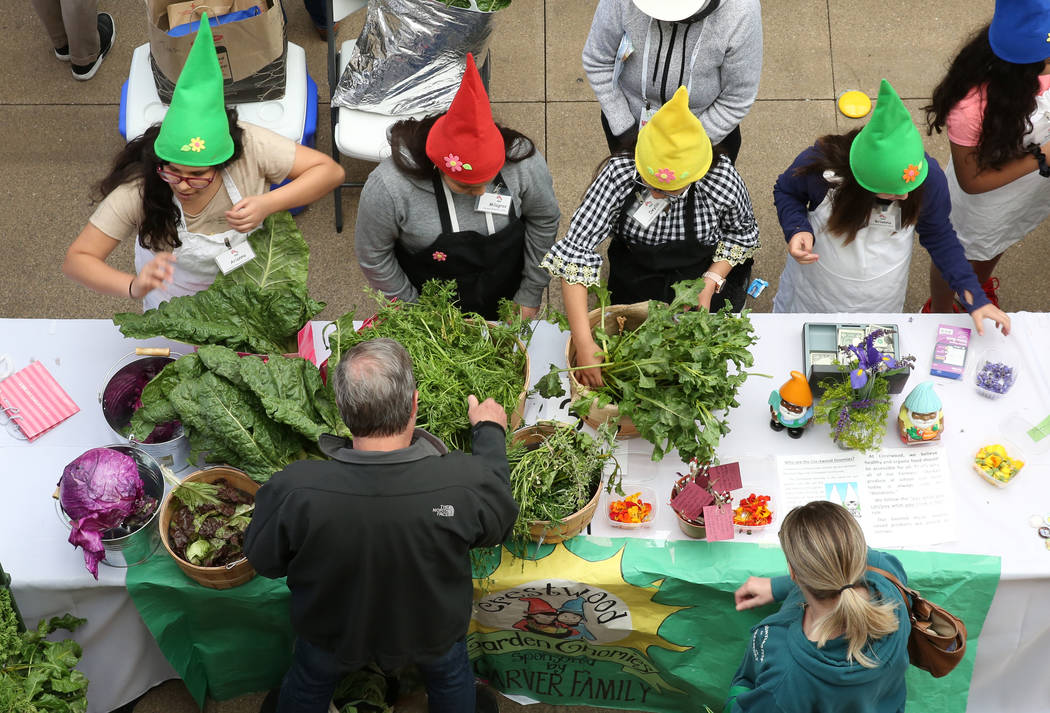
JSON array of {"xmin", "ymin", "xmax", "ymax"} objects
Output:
[
  {"xmin": 768, "ymin": 371, "xmax": 814, "ymax": 438},
  {"xmin": 898, "ymin": 381, "xmax": 943, "ymax": 444}
]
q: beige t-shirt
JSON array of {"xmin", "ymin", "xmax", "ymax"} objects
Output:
[{"xmin": 89, "ymin": 122, "xmax": 297, "ymax": 241}]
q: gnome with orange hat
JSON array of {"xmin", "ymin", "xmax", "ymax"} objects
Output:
[
  {"xmin": 540, "ymin": 85, "xmax": 759, "ymax": 387},
  {"xmin": 355, "ymin": 53, "xmax": 560, "ymax": 321},
  {"xmin": 768, "ymin": 371, "xmax": 814, "ymax": 438}
]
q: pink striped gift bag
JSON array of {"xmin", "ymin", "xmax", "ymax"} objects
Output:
[{"xmin": 0, "ymin": 361, "xmax": 80, "ymax": 441}]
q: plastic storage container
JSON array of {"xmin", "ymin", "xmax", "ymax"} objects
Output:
[
  {"xmin": 974, "ymin": 348, "xmax": 1019, "ymax": 399},
  {"xmin": 605, "ymin": 484, "xmax": 657, "ymax": 530}
]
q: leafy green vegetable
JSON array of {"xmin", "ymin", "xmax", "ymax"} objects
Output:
[
  {"xmin": 185, "ymin": 539, "xmax": 212, "ymax": 566},
  {"xmin": 113, "ymin": 213, "xmax": 325, "ymax": 353},
  {"xmin": 326, "ymin": 281, "xmax": 527, "ymax": 452},
  {"xmin": 131, "ymin": 348, "xmax": 347, "ymax": 482},
  {"xmin": 0, "ymin": 589, "xmax": 88, "ymax": 713},
  {"xmin": 162, "ymin": 468, "xmax": 221, "ymax": 509},
  {"xmin": 537, "ymin": 278, "xmax": 762, "ymax": 463},
  {"xmin": 442, "ymin": 0, "xmax": 511, "ymax": 10},
  {"xmin": 507, "ymin": 422, "xmax": 620, "ymax": 548}
]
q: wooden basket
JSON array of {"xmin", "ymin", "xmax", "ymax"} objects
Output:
[
  {"xmin": 159, "ymin": 466, "xmax": 260, "ymax": 589},
  {"xmin": 513, "ymin": 424, "xmax": 603, "ymax": 544},
  {"xmin": 565, "ymin": 303, "xmax": 648, "ymax": 439}
]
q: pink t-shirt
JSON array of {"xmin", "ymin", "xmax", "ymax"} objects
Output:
[{"xmin": 946, "ymin": 74, "xmax": 1050, "ymax": 146}]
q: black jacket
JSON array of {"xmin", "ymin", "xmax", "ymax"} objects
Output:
[{"xmin": 244, "ymin": 422, "xmax": 518, "ymax": 669}]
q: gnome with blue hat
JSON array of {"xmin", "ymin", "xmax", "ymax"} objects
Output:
[
  {"xmin": 898, "ymin": 381, "xmax": 943, "ymax": 444},
  {"xmin": 557, "ymin": 597, "xmax": 596, "ymax": 641}
]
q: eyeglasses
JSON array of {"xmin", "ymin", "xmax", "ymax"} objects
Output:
[{"xmin": 156, "ymin": 166, "xmax": 216, "ymax": 189}]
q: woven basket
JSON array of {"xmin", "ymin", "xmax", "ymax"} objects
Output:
[
  {"xmin": 565, "ymin": 302, "xmax": 648, "ymax": 439},
  {"xmin": 513, "ymin": 423, "xmax": 603, "ymax": 544},
  {"xmin": 159, "ymin": 466, "xmax": 259, "ymax": 589}
]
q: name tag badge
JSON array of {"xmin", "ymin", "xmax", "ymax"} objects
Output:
[
  {"xmin": 868, "ymin": 202, "xmax": 902, "ymax": 232},
  {"xmin": 631, "ymin": 192, "xmax": 669, "ymax": 228},
  {"xmin": 476, "ymin": 192, "xmax": 511, "ymax": 215},
  {"xmin": 639, "ymin": 104, "xmax": 658, "ymax": 131},
  {"xmin": 214, "ymin": 241, "xmax": 256, "ymax": 274}
]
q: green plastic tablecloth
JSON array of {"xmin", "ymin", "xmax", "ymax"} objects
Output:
[
  {"xmin": 126, "ymin": 538, "xmax": 999, "ymax": 711},
  {"xmin": 125, "ymin": 552, "xmax": 294, "ymax": 706}
]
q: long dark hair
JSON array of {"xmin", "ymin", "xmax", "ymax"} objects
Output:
[
  {"xmin": 95, "ymin": 107, "xmax": 245, "ymax": 252},
  {"xmin": 388, "ymin": 114, "xmax": 537, "ymax": 181},
  {"xmin": 795, "ymin": 130, "xmax": 924, "ymax": 245},
  {"xmin": 925, "ymin": 23, "xmax": 1045, "ymax": 170}
]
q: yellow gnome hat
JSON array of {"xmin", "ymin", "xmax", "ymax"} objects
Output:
[
  {"xmin": 635, "ymin": 86, "xmax": 713, "ymax": 192},
  {"xmin": 779, "ymin": 371, "xmax": 813, "ymax": 407}
]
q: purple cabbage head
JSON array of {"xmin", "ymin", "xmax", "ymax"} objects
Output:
[{"xmin": 60, "ymin": 447, "xmax": 145, "ymax": 578}]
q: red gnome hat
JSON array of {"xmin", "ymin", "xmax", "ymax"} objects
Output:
[
  {"xmin": 426, "ymin": 53, "xmax": 505, "ymax": 185},
  {"xmin": 520, "ymin": 598, "xmax": 557, "ymax": 616}
]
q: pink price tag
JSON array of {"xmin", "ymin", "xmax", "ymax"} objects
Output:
[
  {"xmin": 670, "ymin": 481, "xmax": 714, "ymax": 520},
  {"xmin": 708, "ymin": 462, "xmax": 742, "ymax": 493},
  {"xmin": 702, "ymin": 504, "xmax": 736, "ymax": 542}
]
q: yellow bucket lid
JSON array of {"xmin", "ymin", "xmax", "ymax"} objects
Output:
[{"xmin": 838, "ymin": 90, "xmax": 872, "ymax": 119}]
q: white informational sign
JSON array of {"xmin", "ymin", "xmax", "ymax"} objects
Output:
[{"xmin": 777, "ymin": 448, "xmax": 957, "ymax": 548}]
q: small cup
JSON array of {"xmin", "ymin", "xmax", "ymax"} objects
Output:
[
  {"xmin": 606, "ymin": 484, "xmax": 657, "ymax": 530},
  {"xmin": 974, "ymin": 349, "xmax": 1018, "ymax": 399}
]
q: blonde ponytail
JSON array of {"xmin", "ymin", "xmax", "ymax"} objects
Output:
[{"xmin": 780, "ymin": 501, "xmax": 901, "ymax": 669}]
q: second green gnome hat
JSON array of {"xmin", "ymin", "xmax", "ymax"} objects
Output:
[
  {"xmin": 155, "ymin": 14, "xmax": 234, "ymax": 167},
  {"xmin": 848, "ymin": 79, "xmax": 928, "ymax": 195}
]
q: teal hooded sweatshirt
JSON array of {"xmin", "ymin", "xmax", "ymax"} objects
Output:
[{"xmin": 726, "ymin": 549, "xmax": 910, "ymax": 713}]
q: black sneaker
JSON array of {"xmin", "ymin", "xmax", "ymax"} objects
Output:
[
  {"xmin": 54, "ymin": 45, "xmax": 70, "ymax": 61},
  {"xmin": 71, "ymin": 12, "xmax": 115, "ymax": 81}
]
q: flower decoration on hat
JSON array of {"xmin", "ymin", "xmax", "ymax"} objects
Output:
[
  {"xmin": 425, "ymin": 53, "xmax": 504, "ymax": 185},
  {"xmin": 432, "ymin": 251, "xmax": 447, "ymax": 262},
  {"xmin": 902, "ymin": 164, "xmax": 920, "ymax": 183},
  {"xmin": 181, "ymin": 137, "xmax": 206, "ymax": 153},
  {"xmin": 635, "ymin": 86, "xmax": 712, "ymax": 193},
  {"xmin": 848, "ymin": 79, "xmax": 928, "ymax": 195},
  {"xmin": 654, "ymin": 167, "xmax": 676, "ymax": 183}
]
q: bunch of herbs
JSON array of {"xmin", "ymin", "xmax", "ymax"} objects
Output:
[
  {"xmin": 326, "ymin": 281, "xmax": 528, "ymax": 452},
  {"xmin": 0, "ymin": 588, "xmax": 88, "ymax": 713},
  {"xmin": 506, "ymin": 421, "xmax": 620, "ymax": 548},
  {"xmin": 536, "ymin": 278, "xmax": 761, "ymax": 463}
]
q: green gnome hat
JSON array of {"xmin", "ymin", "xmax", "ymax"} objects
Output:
[
  {"xmin": 904, "ymin": 381, "xmax": 941, "ymax": 414},
  {"xmin": 848, "ymin": 79, "xmax": 928, "ymax": 195},
  {"xmin": 154, "ymin": 14, "xmax": 234, "ymax": 167}
]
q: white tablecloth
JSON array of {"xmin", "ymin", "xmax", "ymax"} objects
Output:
[{"xmin": 2, "ymin": 315, "xmax": 1048, "ymax": 712}]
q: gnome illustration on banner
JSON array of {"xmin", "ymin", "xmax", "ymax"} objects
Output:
[
  {"xmin": 768, "ymin": 371, "xmax": 814, "ymax": 438},
  {"xmin": 898, "ymin": 381, "xmax": 943, "ymax": 444}
]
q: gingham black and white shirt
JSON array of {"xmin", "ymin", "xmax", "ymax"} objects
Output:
[{"xmin": 540, "ymin": 154, "xmax": 760, "ymax": 286}]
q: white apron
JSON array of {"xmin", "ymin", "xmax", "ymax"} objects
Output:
[
  {"xmin": 134, "ymin": 170, "xmax": 252, "ymax": 311},
  {"xmin": 945, "ymin": 89, "xmax": 1050, "ymax": 261},
  {"xmin": 773, "ymin": 172, "xmax": 915, "ymax": 314}
]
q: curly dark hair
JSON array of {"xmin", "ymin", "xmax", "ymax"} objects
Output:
[
  {"xmin": 95, "ymin": 107, "xmax": 245, "ymax": 252},
  {"xmin": 925, "ymin": 23, "xmax": 1046, "ymax": 171},
  {"xmin": 795, "ymin": 130, "xmax": 924, "ymax": 245},
  {"xmin": 387, "ymin": 114, "xmax": 537, "ymax": 181}
]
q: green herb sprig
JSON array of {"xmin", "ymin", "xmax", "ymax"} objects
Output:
[{"xmin": 536, "ymin": 278, "xmax": 764, "ymax": 463}]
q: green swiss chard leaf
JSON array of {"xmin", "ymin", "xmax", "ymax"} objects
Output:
[
  {"xmin": 129, "ymin": 354, "xmax": 203, "ymax": 440},
  {"xmin": 213, "ymin": 212, "xmax": 309, "ymax": 292}
]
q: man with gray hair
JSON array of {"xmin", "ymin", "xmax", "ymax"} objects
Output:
[{"xmin": 245, "ymin": 338, "xmax": 517, "ymax": 713}]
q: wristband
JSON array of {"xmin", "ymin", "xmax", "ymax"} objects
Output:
[
  {"xmin": 1030, "ymin": 145, "xmax": 1050, "ymax": 177},
  {"xmin": 128, "ymin": 276, "xmax": 135, "ymax": 298},
  {"xmin": 702, "ymin": 271, "xmax": 726, "ymax": 294}
]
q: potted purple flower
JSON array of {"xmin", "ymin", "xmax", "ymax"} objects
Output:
[{"xmin": 814, "ymin": 330, "xmax": 915, "ymax": 451}]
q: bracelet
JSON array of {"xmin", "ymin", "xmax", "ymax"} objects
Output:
[
  {"xmin": 128, "ymin": 276, "xmax": 135, "ymax": 298},
  {"xmin": 1030, "ymin": 145, "xmax": 1050, "ymax": 177}
]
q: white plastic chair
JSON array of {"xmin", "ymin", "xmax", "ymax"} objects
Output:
[{"xmin": 325, "ymin": 0, "xmax": 425, "ymax": 232}]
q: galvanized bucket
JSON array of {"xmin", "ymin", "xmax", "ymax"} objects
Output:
[
  {"xmin": 99, "ymin": 351, "xmax": 190, "ymax": 471},
  {"xmin": 56, "ymin": 444, "xmax": 165, "ymax": 568}
]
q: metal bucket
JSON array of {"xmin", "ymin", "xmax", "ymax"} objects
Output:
[
  {"xmin": 99, "ymin": 352, "xmax": 190, "ymax": 471},
  {"xmin": 56, "ymin": 444, "xmax": 165, "ymax": 568}
]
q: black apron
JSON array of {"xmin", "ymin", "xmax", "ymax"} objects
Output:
[
  {"xmin": 395, "ymin": 171, "xmax": 526, "ymax": 320},
  {"xmin": 606, "ymin": 185, "xmax": 752, "ymax": 311}
]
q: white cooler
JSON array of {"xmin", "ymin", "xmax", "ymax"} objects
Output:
[{"xmin": 119, "ymin": 41, "xmax": 317, "ymax": 148}]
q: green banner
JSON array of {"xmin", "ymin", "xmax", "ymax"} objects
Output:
[{"xmin": 469, "ymin": 537, "xmax": 1000, "ymax": 712}]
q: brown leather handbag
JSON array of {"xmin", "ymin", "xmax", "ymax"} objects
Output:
[{"xmin": 867, "ymin": 566, "xmax": 968, "ymax": 678}]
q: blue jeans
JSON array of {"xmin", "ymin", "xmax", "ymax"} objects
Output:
[{"xmin": 277, "ymin": 637, "xmax": 477, "ymax": 713}]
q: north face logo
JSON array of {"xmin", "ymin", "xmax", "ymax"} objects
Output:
[{"xmin": 433, "ymin": 505, "xmax": 455, "ymax": 517}]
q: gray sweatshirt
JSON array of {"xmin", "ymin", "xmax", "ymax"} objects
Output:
[
  {"xmin": 354, "ymin": 149, "xmax": 560, "ymax": 308},
  {"xmin": 583, "ymin": 0, "xmax": 763, "ymax": 144}
]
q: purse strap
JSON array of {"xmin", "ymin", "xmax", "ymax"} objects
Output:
[{"xmin": 865, "ymin": 565, "xmax": 917, "ymax": 613}]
